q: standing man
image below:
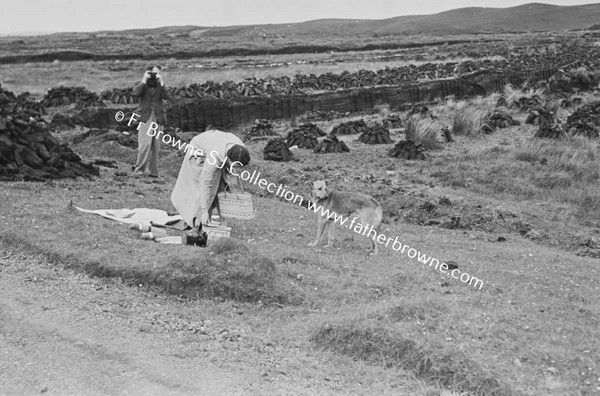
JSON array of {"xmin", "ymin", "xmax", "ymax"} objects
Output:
[
  {"xmin": 171, "ymin": 130, "xmax": 251, "ymax": 230},
  {"xmin": 131, "ymin": 65, "xmax": 171, "ymax": 178}
]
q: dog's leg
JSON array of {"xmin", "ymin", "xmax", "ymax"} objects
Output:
[
  {"xmin": 370, "ymin": 228, "xmax": 379, "ymax": 255},
  {"xmin": 368, "ymin": 223, "xmax": 381, "ymax": 256},
  {"xmin": 326, "ymin": 220, "xmax": 335, "ymax": 247},
  {"xmin": 349, "ymin": 215, "xmax": 359, "ymax": 241},
  {"xmin": 354, "ymin": 215, "xmax": 373, "ymax": 253},
  {"xmin": 309, "ymin": 216, "xmax": 327, "ymax": 246},
  {"xmin": 358, "ymin": 218, "xmax": 378, "ymax": 255}
]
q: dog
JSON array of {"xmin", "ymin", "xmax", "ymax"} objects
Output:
[{"xmin": 308, "ymin": 180, "xmax": 383, "ymax": 254}]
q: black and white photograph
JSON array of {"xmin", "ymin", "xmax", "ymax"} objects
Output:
[{"xmin": 1, "ymin": 0, "xmax": 600, "ymax": 394}]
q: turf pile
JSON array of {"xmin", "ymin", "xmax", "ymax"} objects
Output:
[
  {"xmin": 480, "ymin": 110, "xmax": 520, "ymax": 133},
  {"xmin": 100, "ymin": 87, "xmax": 136, "ymax": 104},
  {"xmin": 286, "ymin": 123, "xmax": 326, "ymax": 149},
  {"xmin": 382, "ymin": 114, "xmax": 403, "ymax": 129},
  {"xmin": 329, "ymin": 119, "xmax": 368, "ymax": 135},
  {"xmin": 313, "ymin": 135, "xmax": 350, "ymax": 154},
  {"xmin": 243, "ymin": 119, "xmax": 278, "ymax": 142},
  {"xmin": 358, "ymin": 124, "xmax": 393, "ymax": 144},
  {"xmin": 565, "ymin": 100, "xmax": 600, "ymax": 139},
  {"xmin": 388, "ymin": 140, "xmax": 427, "ymax": 160},
  {"xmin": 533, "ymin": 107, "xmax": 565, "ymax": 139},
  {"xmin": 0, "ymin": 86, "xmax": 99, "ymax": 181},
  {"xmin": 42, "ymin": 86, "xmax": 105, "ymax": 109},
  {"xmin": 263, "ymin": 138, "xmax": 294, "ymax": 161}
]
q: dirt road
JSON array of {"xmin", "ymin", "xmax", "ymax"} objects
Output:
[{"xmin": 0, "ymin": 249, "xmax": 243, "ymax": 396}]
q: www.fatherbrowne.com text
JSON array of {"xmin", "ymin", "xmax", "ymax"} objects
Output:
[{"xmin": 229, "ymin": 168, "xmax": 484, "ymax": 290}]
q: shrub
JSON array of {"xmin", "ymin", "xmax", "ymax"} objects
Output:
[
  {"xmin": 452, "ymin": 105, "xmax": 488, "ymax": 137},
  {"xmin": 405, "ymin": 115, "xmax": 443, "ymax": 150}
]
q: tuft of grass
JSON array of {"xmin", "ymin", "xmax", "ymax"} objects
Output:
[
  {"xmin": 311, "ymin": 321, "xmax": 513, "ymax": 395},
  {"xmin": 545, "ymin": 97, "xmax": 564, "ymax": 114},
  {"xmin": 515, "ymin": 137, "xmax": 600, "ymax": 184},
  {"xmin": 451, "ymin": 105, "xmax": 488, "ymax": 137},
  {"xmin": 405, "ymin": 115, "xmax": 444, "ymax": 150},
  {"xmin": 531, "ymin": 171, "xmax": 573, "ymax": 189},
  {"xmin": 502, "ymin": 84, "xmax": 521, "ymax": 105}
]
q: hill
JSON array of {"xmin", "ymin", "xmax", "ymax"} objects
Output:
[{"xmin": 84, "ymin": 2, "xmax": 600, "ymax": 37}]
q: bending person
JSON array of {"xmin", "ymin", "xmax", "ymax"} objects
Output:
[{"xmin": 171, "ymin": 130, "xmax": 250, "ymax": 230}]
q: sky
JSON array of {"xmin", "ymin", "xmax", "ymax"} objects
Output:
[{"xmin": 1, "ymin": 0, "xmax": 596, "ymax": 35}]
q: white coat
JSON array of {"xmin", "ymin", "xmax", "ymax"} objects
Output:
[{"xmin": 171, "ymin": 130, "xmax": 245, "ymax": 227}]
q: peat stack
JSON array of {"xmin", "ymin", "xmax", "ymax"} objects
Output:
[
  {"xmin": 165, "ymin": 76, "xmax": 303, "ymax": 100},
  {"xmin": 525, "ymin": 111, "xmax": 539, "ymax": 125},
  {"xmin": 511, "ymin": 95, "xmax": 544, "ymax": 111},
  {"xmin": 358, "ymin": 124, "xmax": 393, "ymax": 144},
  {"xmin": 441, "ymin": 126, "xmax": 454, "ymax": 143},
  {"xmin": 480, "ymin": 110, "xmax": 520, "ymax": 133},
  {"xmin": 0, "ymin": 86, "xmax": 46, "ymax": 115},
  {"xmin": 302, "ymin": 110, "xmax": 339, "ymax": 122},
  {"xmin": 533, "ymin": 107, "xmax": 565, "ymax": 139},
  {"xmin": 407, "ymin": 104, "xmax": 430, "ymax": 118},
  {"xmin": 49, "ymin": 114, "xmax": 76, "ymax": 130},
  {"xmin": 15, "ymin": 92, "xmax": 47, "ymax": 115},
  {"xmin": 0, "ymin": 110, "xmax": 99, "ymax": 181},
  {"xmin": 243, "ymin": 119, "xmax": 277, "ymax": 142},
  {"xmin": 263, "ymin": 138, "xmax": 293, "ymax": 161},
  {"xmin": 330, "ymin": 119, "xmax": 368, "ymax": 135},
  {"xmin": 101, "ymin": 88, "xmax": 136, "ymax": 104},
  {"xmin": 388, "ymin": 140, "xmax": 427, "ymax": 160},
  {"xmin": 383, "ymin": 115, "xmax": 403, "ymax": 129},
  {"xmin": 286, "ymin": 123, "xmax": 326, "ymax": 149},
  {"xmin": 313, "ymin": 135, "xmax": 350, "ymax": 154},
  {"xmin": 549, "ymin": 68, "xmax": 600, "ymax": 93},
  {"xmin": 565, "ymin": 100, "xmax": 600, "ymax": 139},
  {"xmin": 43, "ymin": 86, "xmax": 105, "ymax": 109},
  {"xmin": 0, "ymin": 85, "xmax": 16, "ymax": 105}
]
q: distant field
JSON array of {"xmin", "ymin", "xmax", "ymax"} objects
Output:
[{"xmin": 0, "ymin": 50, "xmax": 504, "ymax": 97}]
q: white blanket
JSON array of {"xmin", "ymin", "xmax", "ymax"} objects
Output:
[{"xmin": 75, "ymin": 207, "xmax": 186, "ymax": 230}]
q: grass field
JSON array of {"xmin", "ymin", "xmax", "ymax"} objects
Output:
[
  {"xmin": 2, "ymin": 78, "xmax": 600, "ymax": 394},
  {"xmin": 2, "ymin": 23, "xmax": 600, "ymax": 392},
  {"xmin": 0, "ymin": 52, "xmax": 506, "ymax": 98}
]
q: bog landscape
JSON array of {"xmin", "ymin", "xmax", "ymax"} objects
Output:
[{"xmin": 1, "ymin": 3, "xmax": 600, "ymax": 395}]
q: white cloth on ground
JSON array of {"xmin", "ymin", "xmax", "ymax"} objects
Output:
[{"xmin": 75, "ymin": 207, "xmax": 185, "ymax": 229}]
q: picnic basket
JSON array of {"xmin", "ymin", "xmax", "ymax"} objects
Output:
[{"xmin": 217, "ymin": 182, "xmax": 255, "ymax": 219}]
